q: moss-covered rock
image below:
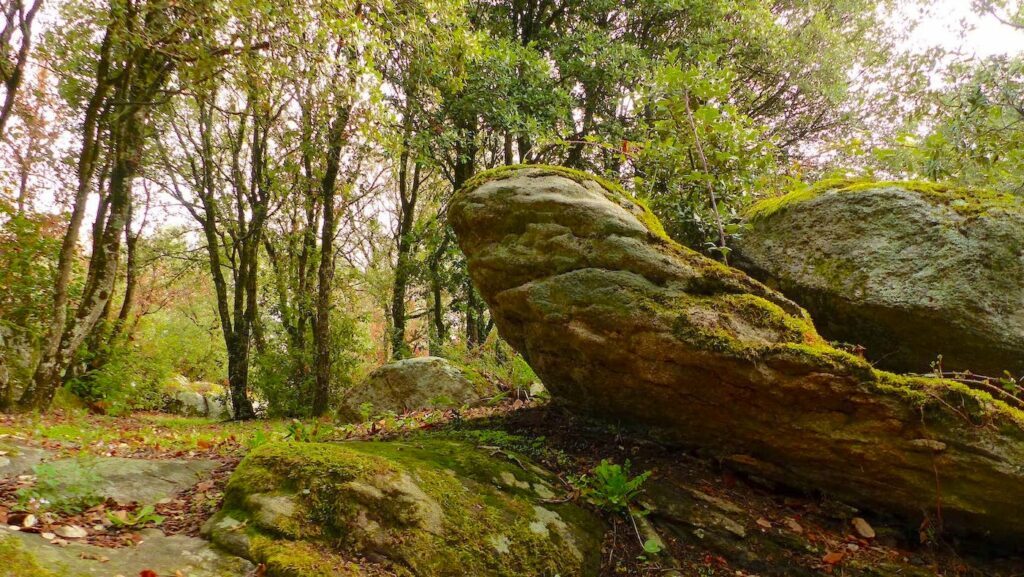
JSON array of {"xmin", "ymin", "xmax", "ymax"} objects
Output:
[
  {"xmin": 337, "ymin": 356, "xmax": 497, "ymax": 422},
  {"xmin": 203, "ymin": 438, "xmax": 604, "ymax": 576},
  {"xmin": 0, "ymin": 535, "xmax": 60, "ymax": 577},
  {"xmin": 448, "ymin": 166, "xmax": 1024, "ymax": 542},
  {"xmin": 163, "ymin": 375, "xmax": 231, "ymax": 419},
  {"xmin": 736, "ymin": 179, "xmax": 1024, "ymax": 375}
]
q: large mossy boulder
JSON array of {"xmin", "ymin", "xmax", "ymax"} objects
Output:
[
  {"xmin": 732, "ymin": 179, "xmax": 1024, "ymax": 376},
  {"xmin": 338, "ymin": 356, "xmax": 495, "ymax": 422},
  {"xmin": 448, "ymin": 165, "xmax": 1024, "ymax": 541},
  {"xmin": 203, "ymin": 438, "xmax": 603, "ymax": 576}
]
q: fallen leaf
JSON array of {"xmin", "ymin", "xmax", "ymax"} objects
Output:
[
  {"xmin": 851, "ymin": 517, "xmax": 876, "ymax": 539},
  {"xmin": 41, "ymin": 532, "xmax": 55, "ymax": 540},
  {"xmin": 140, "ymin": 570, "xmax": 158, "ymax": 577},
  {"xmin": 55, "ymin": 525, "xmax": 88, "ymax": 539},
  {"xmin": 785, "ymin": 518, "xmax": 803, "ymax": 534},
  {"xmin": 756, "ymin": 518, "xmax": 772, "ymax": 529},
  {"xmin": 823, "ymin": 551, "xmax": 845, "ymax": 565}
]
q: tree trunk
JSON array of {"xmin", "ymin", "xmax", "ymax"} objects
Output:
[
  {"xmin": 390, "ymin": 117, "xmax": 420, "ymax": 360},
  {"xmin": 312, "ymin": 99, "xmax": 352, "ymax": 416},
  {"xmin": 0, "ymin": 0, "xmax": 44, "ymax": 135},
  {"xmin": 465, "ymin": 277, "xmax": 479, "ymax": 349},
  {"xmin": 19, "ymin": 102, "xmax": 142, "ymax": 410},
  {"xmin": 427, "ymin": 230, "xmax": 450, "ymax": 355},
  {"xmin": 13, "ymin": 26, "xmax": 112, "ymax": 412}
]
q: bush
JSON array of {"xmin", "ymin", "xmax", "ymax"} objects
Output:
[
  {"xmin": 251, "ymin": 304, "xmax": 371, "ymax": 417},
  {"xmin": 439, "ymin": 335, "xmax": 543, "ymax": 396},
  {"xmin": 68, "ymin": 305, "xmax": 227, "ymax": 415},
  {"xmin": 0, "ymin": 202, "xmax": 71, "ymax": 402}
]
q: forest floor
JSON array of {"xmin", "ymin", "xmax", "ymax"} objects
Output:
[{"xmin": 0, "ymin": 405, "xmax": 1021, "ymax": 577}]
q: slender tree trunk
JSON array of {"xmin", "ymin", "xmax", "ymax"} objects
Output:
[
  {"xmin": 195, "ymin": 97, "xmax": 255, "ymax": 420},
  {"xmin": 453, "ymin": 119, "xmax": 478, "ymax": 349},
  {"xmin": 465, "ymin": 277, "xmax": 479, "ymax": 349},
  {"xmin": 111, "ymin": 196, "xmax": 139, "ymax": 338},
  {"xmin": 390, "ymin": 219, "xmax": 412, "ymax": 358},
  {"xmin": 503, "ymin": 132, "xmax": 514, "ymax": 165},
  {"xmin": 427, "ymin": 231, "xmax": 449, "ymax": 355},
  {"xmin": 13, "ymin": 27, "xmax": 112, "ymax": 412},
  {"xmin": 19, "ymin": 100, "xmax": 143, "ymax": 410},
  {"xmin": 0, "ymin": 0, "xmax": 44, "ymax": 135},
  {"xmin": 390, "ymin": 116, "xmax": 419, "ymax": 360},
  {"xmin": 312, "ymin": 99, "xmax": 352, "ymax": 416}
]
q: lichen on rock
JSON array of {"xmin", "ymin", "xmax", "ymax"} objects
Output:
[
  {"xmin": 448, "ymin": 166, "xmax": 1024, "ymax": 542},
  {"xmin": 735, "ymin": 178, "xmax": 1024, "ymax": 376}
]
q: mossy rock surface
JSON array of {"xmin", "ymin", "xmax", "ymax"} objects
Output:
[
  {"xmin": 204, "ymin": 438, "xmax": 604, "ymax": 577},
  {"xmin": 736, "ymin": 179, "xmax": 1024, "ymax": 375},
  {"xmin": 449, "ymin": 166, "xmax": 1024, "ymax": 542},
  {"xmin": 337, "ymin": 356, "xmax": 497, "ymax": 422}
]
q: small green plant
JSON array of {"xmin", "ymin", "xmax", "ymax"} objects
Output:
[
  {"xmin": 285, "ymin": 419, "xmax": 329, "ymax": 442},
  {"xmin": 642, "ymin": 538, "xmax": 663, "ymax": 555},
  {"xmin": 578, "ymin": 459, "xmax": 665, "ymax": 561},
  {"xmin": 580, "ymin": 459, "xmax": 651, "ymax": 513},
  {"xmin": 999, "ymin": 370, "xmax": 1022, "ymax": 393},
  {"xmin": 246, "ymin": 429, "xmax": 269, "ymax": 450},
  {"xmin": 358, "ymin": 401, "xmax": 375, "ymax": 422},
  {"xmin": 16, "ymin": 457, "xmax": 103, "ymax": 514},
  {"xmin": 106, "ymin": 504, "xmax": 165, "ymax": 528}
]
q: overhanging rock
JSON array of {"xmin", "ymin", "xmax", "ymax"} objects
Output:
[{"xmin": 449, "ymin": 165, "xmax": 1024, "ymax": 542}]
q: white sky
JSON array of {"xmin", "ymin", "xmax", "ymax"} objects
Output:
[{"xmin": 901, "ymin": 1, "xmax": 1024, "ymax": 58}]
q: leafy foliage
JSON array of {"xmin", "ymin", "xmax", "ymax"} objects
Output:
[
  {"xmin": 106, "ymin": 504, "xmax": 165, "ymax": 528},
  {"xmin": 16, "ymin": 457, "xmax": 102, "ymax": 514},
  {"xmin": 578, "ymin": 459, "xmax": 651, "ymax": 513}
]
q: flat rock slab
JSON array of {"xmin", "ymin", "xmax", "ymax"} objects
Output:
[
  {"xmin": 0, "ymin": 441, "xmax": 48, "ymax": 478},
  {"xmin": 44, "ymin": 457, "xmax": 218, "ymax": 505},
  {"xmin": 2, "ymin": 528, "xmax": 253, "ymax": 577}
]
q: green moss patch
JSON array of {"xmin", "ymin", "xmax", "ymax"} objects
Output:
[
  {"xmin": 0, "ymin": 536, "xmax": 60, "ymax": 577},
  {"xmin": 747, "ymin": 178, "xmax": 1023, "ymax": 221},
  {"xmin": 214, "ymin": 438, "xmax": 603, "ymax": 577},
  {"xmin": 873, "ymin": 371, "xmax": 1024, "ymax": 429}
]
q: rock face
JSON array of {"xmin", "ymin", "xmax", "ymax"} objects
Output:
[
  {"xmin": 733, "ymin": 179, "xmax": 1024, "ymax": 376},
  {"xmin": 204, "ymin": 438, "xmax": 603, "ymax": 576},
  {"xmin": 163, "ymin": 376, "xmax": 231, "ymax": 419},
  {"xmin": 449, "ymin": 166, "xmax": 1024, "ymax": 541},
  {"xmin": 337, "ymin": 356, "xmax": 495, "ymax": 422}
]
